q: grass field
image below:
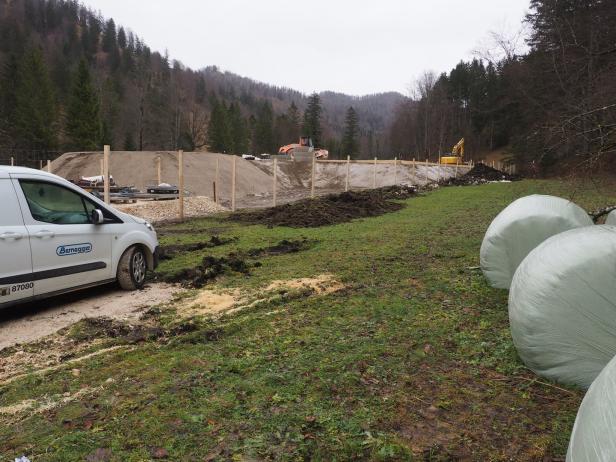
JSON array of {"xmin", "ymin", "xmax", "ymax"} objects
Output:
[{"xmin": 2, "ymin": 179, "xmax": 615, "ymax": 461}]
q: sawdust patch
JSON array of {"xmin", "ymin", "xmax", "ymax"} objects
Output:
[{"xmin": 179, "ymin": 274, "xmax": 344, "ymax": 318}]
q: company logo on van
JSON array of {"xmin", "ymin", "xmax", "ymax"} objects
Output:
[{"xmin": 56, "ymin": 243, "xmax": 93, "ymax": 256}]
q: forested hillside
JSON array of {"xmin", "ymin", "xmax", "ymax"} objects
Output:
[
  {"xmin": 0, "ymin": 0, "xmax": 403, "ymax": 160},
  {"xmin": 1, "ymin": 0, "xmax": 614, "ymax": 173},
  {"xmin": 389, "ymin": 0, "xmax": 616, "ymax": 173}
]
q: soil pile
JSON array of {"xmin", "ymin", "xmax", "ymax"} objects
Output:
[
  {"xmin": 442, "ymin": 163, "xmax": 522, "ymax": 186},
  {"xmin": 160, "ymin": 255, "xmax": 250, "ymax": 288},
  {"xmin": 158, "ymin": 236, "xmax": 237, "ymax": 261},
  {"xmin": 247, "ymin": 238, "xmax": 314, "ymax": 257},
  {"xmin": 229, "ymin": 185, "xmax": 416, "ymax": 228}
]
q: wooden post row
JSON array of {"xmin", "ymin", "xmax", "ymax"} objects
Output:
[
  {"xmin": 272, "ymin": 158, "xmax": 278, "ymax": 206},
  {"xmin": 178, "ymin": 150, "xmax": 184, "ymax": 220},
  {"xmin": 311, "ymin": 155, "xmax": 316, "ymax": 198},
  {"xmin": 345, "ymin": 155, "xmax": 350, "ymax": 192},
  {"xmin": 103, "ymin": 145, "xmax": 110, "ymax": 204},
  {"xmin": 373, "ymin": 157, "xmax": 377, "ymax": 189},
  {"xmin": 231, "ymin": 155, "xmax": 237, "ymax": 211},
  {"xmin": 393, "ymin": 157, "xmax": 398, "ymax": 185}
]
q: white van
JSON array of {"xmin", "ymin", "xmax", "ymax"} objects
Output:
[{"xmin": 0, "ymin": 166, "xmax": 159, "ymax": 309}]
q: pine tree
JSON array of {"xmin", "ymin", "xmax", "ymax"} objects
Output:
[
  {"xmin": 0, "ymin": 54, "xmax": 20, "ymax": 145},
  {"xmin": 102, "ymin": 19, "xmax": 117, "ymax": 52},
  {"xmin": 342, "ymin": 106, "xmax": 359, "ymax": 157},
  {"xmin": 117, "ymin": 27, "xmax": 127, "ymax": 49},
  {"xmin": 228, "ymin": 102, "xmax": 248, "ymax": 154},
  {"xmin": 254, "ymin": 101, "xmax": 274, "ymax": 154},
  {"xmin": 206, "ymin": 98, "xmax": 232, "ymax": 153},
  {"xmin": 13, "ymin": 47, "xmax": 57, "ymax": 150},
  {"xmin": 65, "ymin": 60, "xmax": 102, "ymax": 150},
  {"xmin": 287, "ymin": 101, "xmax": 300, "ymax": 140},
  {"xmin": 302, "ymin": 93, "xmax": 322, "ymax": 146}
]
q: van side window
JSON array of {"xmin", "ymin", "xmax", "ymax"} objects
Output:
[{"xmin": 20, "ymin": 180, "xmax": 93, "ymax": 225}]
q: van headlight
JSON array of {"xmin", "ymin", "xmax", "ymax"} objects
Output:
[{"xmin": 143, "ymin": 221, "xmax": 154, "ymax": 232}]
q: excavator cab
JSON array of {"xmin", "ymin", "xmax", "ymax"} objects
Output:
[{"xmin": 299, "ymin": 137, "xmax": 313, "ymax": 148}]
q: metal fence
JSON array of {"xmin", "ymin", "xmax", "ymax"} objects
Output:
[{"xmin": 0, "ymin": 149, "xmax": 62, "ymax": 169}]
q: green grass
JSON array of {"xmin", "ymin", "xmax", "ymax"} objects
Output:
[{"xmin": 2, "ymin": 179, "xmax": 615, "ymax": 461}]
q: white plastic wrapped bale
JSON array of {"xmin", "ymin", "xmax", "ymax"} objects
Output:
[
  {"xmin": 480, "ymin": 195, "xmax": 592, "ymax": 289},
  {"xmin": 606, "ymin": 210, "xmax": 616, "ymax": 226},
  {"xmin": 509, "ymin": 225, "xmax": 616, "ymax": 388},
  {"xmin": 567, "ymin": 353, "xmax": 616, "ymax": 461}
]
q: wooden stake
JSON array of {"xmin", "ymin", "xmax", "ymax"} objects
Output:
[
  {"xmin": 46, "ymin": 159, "xmax": 51, "ymax": 173},
  {"xmin": 231, "ymin": 155, "xmax": 237, "ymax": 211},
  {"xmin": 215, "ymin": 157, "xmax": 220, "ymax": 204},
  {"xmin": 425, "ymin": 158, "xmax": 429, "ymax": 184},
  {"xmin": 394, "ymin": 157, "xmax": 398, "ymax": 185},
  {"xmin": 345, "ymin": 155, "xmax": 350, "ymax": 192},
  {"xmin": 213, "ymin": 181, "xmax": 217, "ymax": 204},
  {"xmin": 39, "ymin": 160, "xmax": 43, "ymax": 170},
  {"xmin": 178, "ymin": 150, "xmax": 184, "ymax": 220},
  {"xmin": 455, "ymin": 158, "xmax": 459, "ymax": 178},
  {"xmin": 373, "ymin": 157, "xmax": 377, "ymax": 189},
  {"xmin": 273, "ymin": 157, "xmax": 278, "ymax": 206},
  {"xmin": 157, "ymin": 156, "xmax": 162, "ymax": 185},
  {"xmin": 412, "ymin": 157, "xmax": 416, "ymax": 183},
  {"xmin": 10, "ymin": 157, "xmax": 14, "ymax": 166},
  {"xmin": 311, "ymin": 155, "xmax": 316, "ymax": 198},
  {"xmin": 103, "ymin": 145, "xmax": 110, "ymax": 204}
]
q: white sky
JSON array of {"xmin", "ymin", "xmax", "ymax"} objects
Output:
[{"xmin": 79, "ymin": 0, "xmax": 530, "ymax": 96}]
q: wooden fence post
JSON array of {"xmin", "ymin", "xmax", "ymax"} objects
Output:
[
  {"xmin": 178, "ymin": 150, "xmax": 184, "ymax": 221},
  {"xmin": 311, "ymin": 155, "xmax": 316, "ymax": 198},
  {"xmin": 373, "ymin": 157, "xmax": 377, "ymax": 189},
  {"xmin": 425, "ymin": 158, "xmax": 429, "ymax": 184},
  {"xmin": 455, "ymin": 158, "xmax": 459, "ymax": 178},
  {"xmin": 412, "ymin": 157, "xmax": 416, "ymax": 183},
  {"xmin": 103, "ymin": 145, "xmax": 110, "ymax": 205},
  {"xmin": 231, "ymin": 155, "xmax": 237, "ymax": 211},
  {"xmin": 345, "ymin": 155, "xmax": 350, "ymax": 192},
  {"xmin": 273, "ymin": 157, "xmax": 278, "ymax": 206},
  {"xmin": 215, "ymin": 157, "xmax": 220, "ymax": 204},
  {"xmin": 10, "ymin": 157, "xmax": 14, "ymax": 166},
  {"xmin": 39, "ymin": 160, "xmax": 43, "ymax": 170},
  {"xmin": 394, "ymin": 157, "xmax": 398, "ymax": 185},
  {"xmin": 157, "ymin": 156, "xmax": 162, "ymax": 185},
  {"xmin": 47, "ymin": 159, "xmax": 51, "ymax": 173}
]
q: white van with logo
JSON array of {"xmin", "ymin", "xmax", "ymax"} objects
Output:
[{"xmin": 0, "ymin": 166, "xmax": 159, "ymax": 309}]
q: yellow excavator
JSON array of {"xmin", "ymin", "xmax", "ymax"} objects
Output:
[{"xmin": 440, "ymin": 138, "xmax": 465, "ymax": 165}]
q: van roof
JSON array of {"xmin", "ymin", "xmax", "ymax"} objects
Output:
[{"xmin": 0, "ymin": 166, "xmax": 61, "ymax": 180}]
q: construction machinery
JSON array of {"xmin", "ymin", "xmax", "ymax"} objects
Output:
[
  {"xmin": 440, "ymin": 138, "xmax": 465, "ymax": 165},
  {"xmin": 278, "ymin": 136, "xmax": 329, "ymax": 159}
]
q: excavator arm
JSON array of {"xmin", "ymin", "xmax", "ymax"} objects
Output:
[{"xmin": 451, "ymin": 138, "xmax": 465, "ymax": 159}]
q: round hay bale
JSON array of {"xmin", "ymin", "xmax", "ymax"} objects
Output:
[
  {"xmin": 509, "ymin": 225, "xmax": 616, "ymax": 388},
  {"xmin": 567, "ymin": 353, "xmax": 616, "ymax": 461},
  {"xmin": 480, "ymin": 195, "xmax": 592, "ymax": 289}
]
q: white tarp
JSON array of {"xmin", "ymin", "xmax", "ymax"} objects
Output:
[
  {"xmin": 567, "ymin": 353, "xmax": 616, "ymax": 461},
  {"xmin": 509, "ymin": 225, "xmax": 616, "ymax": 388},
  {"xmin": 606, "ymin": 210, "xmax": 616, "ymax": 226},
  {"xmin": 480, "ymin": 195, "xmax": 592, "ymax": 289}
]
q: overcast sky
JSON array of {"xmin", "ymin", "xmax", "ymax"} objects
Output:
[{"xmin": 79, "ymin": 0, "xmax": 530, "ymax": 96}]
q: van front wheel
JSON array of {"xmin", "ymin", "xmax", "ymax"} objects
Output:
[{"xmin": 117, "ymin": 246, "xmax": 147, "ymax": 290}]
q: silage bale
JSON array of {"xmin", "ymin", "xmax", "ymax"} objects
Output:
[
  {"xmin": 606, "ymin": 209, "xmax": 616, "ymax": 226},
  {"xmin": 480, "ymin": 195, "xmax": 592, "ymax": 289},
  {"xmin": 509, "ymin": 225, "xmax": 616, "ymax": 388},
  {"xmin": 567, "ymin": 353, "xmax": 616, "ymax": 461}
]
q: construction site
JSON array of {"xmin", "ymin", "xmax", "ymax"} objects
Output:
[{"xmin": 46, "ymin": 150, "xmax": 476, "ymax": 222}]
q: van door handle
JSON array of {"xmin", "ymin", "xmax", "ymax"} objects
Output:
[
  {"xmin": 0, "ymin": 232, "xmax": 23, "ymax": 240},
  {"xmin": 34, "ymin": 230, "xmax": 55, "ymax": 238}
]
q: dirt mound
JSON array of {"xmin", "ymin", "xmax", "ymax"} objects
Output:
[
  {"xmin": 442, "ymin": 163, "xmax": 522, "ymax": 186},
  {"xmin": 247, "ymin": 238, "xmax": 314, "ymax": 257},
  {"xmin": 159, "ymin": 236, "xmax": 237, "ymax": 261},
  {"xmin": 160, "ymin": 255, "xmax": 251, "ymax": 288},
  {"xmin": 229, "ymin": 185, "xmax": 416, "ymax": 228}
]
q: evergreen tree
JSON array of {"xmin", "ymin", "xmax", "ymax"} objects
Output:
[
  {"xmin": 13, "ymin": 47, "xmax": 57, "ymax": 150},
  {"xmin": 206, "ymin": 98, "xmax": 232, "ymax": 153},
  {"xmin": 287, "ymin": 101, "xmax": 300, "ymax": 140},
  {"xmin": 124, "ymin": 131, "xmax": 136, "ymax": 150},
  {"xmin": 228, "ymin": 102, "xmax": 248, "ymax": 154},
  {"xmin": 254, "ymin": 101, "xmax": 274, "ymax": 154},
  {"xmin": 102, "ymin": 19, "xmax": 117, "ymax": 52},
  {"xmin": 342, "ymin": 106, "xmax": 359, "ymax": 157},
  {"xmin": 302, "ymin": 92, "xmax": 322, "ymax": 146},
  {"xmin": 117, "ymin": 27, "xmax": 127, "ymax": 49},
  {"xmin": 0, "ymin": 54, "xmax": 20, "ymax": 145},
  {"xmin": 65, "ymin": 59, "xmax": 102, "ymax": 150}
]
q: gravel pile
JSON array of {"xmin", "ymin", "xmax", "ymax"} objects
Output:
[{"xmin": 115, "ymin": 196, "xmax": 226, "ymax": 223}]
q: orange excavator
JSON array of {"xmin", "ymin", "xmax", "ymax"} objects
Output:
[
  {"xmin": 278, "ymin": 136, "xmax": 329, "ymax": 159},
  {"xmin": 440, "ymin": 138, "xmax": 465, "ymax": 165}
]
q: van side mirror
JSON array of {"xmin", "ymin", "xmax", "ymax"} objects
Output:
[{"xmin": 91, "ymin": 209, "xmax": 104, "ymax": 225}]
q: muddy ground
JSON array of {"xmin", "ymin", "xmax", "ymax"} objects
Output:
[{"xmin": 229, "ymin": 185, "xmax": 418, "ymax": 228}]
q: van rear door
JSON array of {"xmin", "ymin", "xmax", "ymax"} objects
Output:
[{"xmin": 0, "ymin": 174, "xmax": 33, "ymax": 305}]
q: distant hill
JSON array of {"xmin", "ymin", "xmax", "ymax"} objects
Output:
[{"xmin": 0, "ymin": 0, "xmax": 406, "ymax": 159}]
